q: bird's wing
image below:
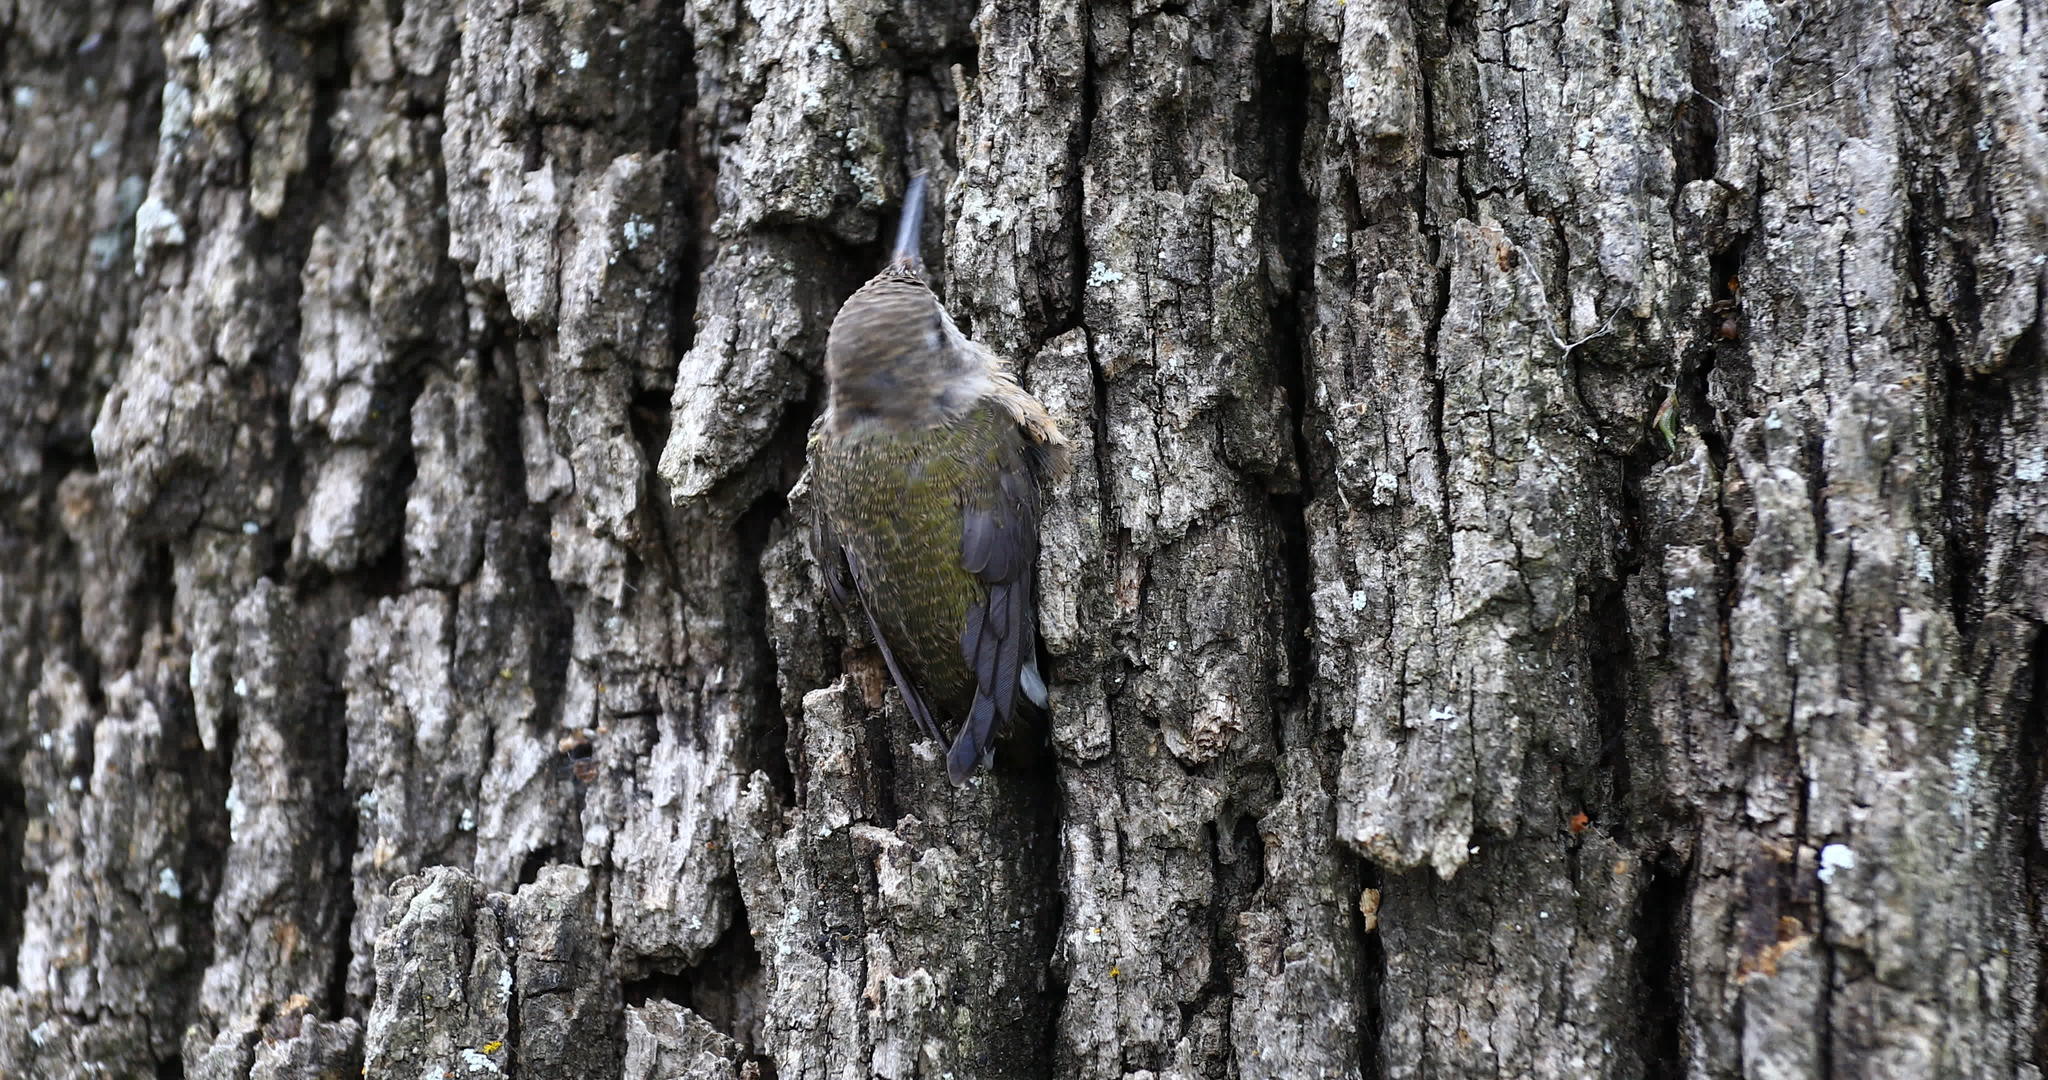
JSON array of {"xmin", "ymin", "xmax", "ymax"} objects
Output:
[
  {"xmin": 846, "ymin": 547, "xmax": 948, "ymax": 748},
  {"xmin": 950, "ymin": 415, "xmax": 1051, "ymax": 783},
  {"xmin": 810, "ymin": 495, "xmax": 857, "ymax": 610},
  {"xmin": 813, "ymin": 484, "xmax": 947, "ymax": 747}
]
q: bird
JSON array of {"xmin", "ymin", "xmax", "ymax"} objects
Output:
[{"xmin": 808, "ymin": 174, "xmax": 1069, "ymax": 785}]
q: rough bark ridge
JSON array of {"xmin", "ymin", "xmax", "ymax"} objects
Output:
[{"xmin": 1, "ymin": 0, "xmax": 2044, "ymax": 1078}]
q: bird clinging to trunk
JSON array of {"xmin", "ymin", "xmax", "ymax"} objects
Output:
[{"xmin": 808, "ymin": 174, "xmax": 1069, "ymax": 785}]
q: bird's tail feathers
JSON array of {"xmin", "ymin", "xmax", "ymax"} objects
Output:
[
  {"xmin": 947, "ymin": 695, "xmax": 996, "ymax": 786},
  {"xmin": 1020, "ymin": 656, "xmax": 1049, "ymax": 710}
]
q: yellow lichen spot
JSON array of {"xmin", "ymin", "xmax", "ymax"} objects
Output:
[
  {"xmin": 482, "ymin": 1040, "xmax": 504, "ymax": 1054},
  {"xmin": 1857, "ymin": 207, "xmax": 1867, "ymax": 214},
  {"xmin": 1109, "ymin": 965, "xmax": 1121, "ymax": 977}
]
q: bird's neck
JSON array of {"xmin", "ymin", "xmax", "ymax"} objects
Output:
[{"xmin": 827, "ymin": 369, "xmax": 994, "ymax": 441}]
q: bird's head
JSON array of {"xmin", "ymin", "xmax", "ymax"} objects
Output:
[{"xmin": 824, "ymin": 175, "xmax": 992, "ymax": 431}]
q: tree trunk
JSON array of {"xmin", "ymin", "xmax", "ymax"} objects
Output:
[{"xmin": 3, "ymin": 0, "xmax": 2045, "ymax": 1077}]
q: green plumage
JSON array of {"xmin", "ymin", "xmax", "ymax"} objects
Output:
[{"xmin": 812, "ymin": 401, "xmax": 1018, "ymax": 722}]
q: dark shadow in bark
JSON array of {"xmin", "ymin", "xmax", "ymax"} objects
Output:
[
  {"xmin": 1634, "ymin": 846, "xmax": 1688, "ymax": 1074},
  {"xmin": 266, "ymin": 20, "xmax": 350, "ymax": 569},
  {"xmin": 849, "ymin": 681, "xmax": 903, "ymax": 830},
  {"xmin": 1585, "ymin": 570, "xmax": 1639, "ymax": 836},
  {"xmin": 1354, "ymin": 855, "xmax": 1386, "ymax": 1080},
  {"xmin": 1672, "ymin": 0, "xmax": 1720, "ymax": 192},
  {"xmin": 314, "ymin": 675, "xmax": 360, "ymax": 1021},
  {"xmin": 619, "ymin": 904, "xmax": 767, "ymax": 1052},
  {"xmin": 664, "ymin": 22, "xmax": 710, "ymax": 358},
  {"xmin": 620, "ymin": 969, "xmax": 692, "ymax": 1008},
  {"xmin": 2018, "ymin": 625, "xmax": 2048, "ymax": 1066},
  {"xmin": 1262, "ymin": 45, "xmax": 1319, "ymax": 760},
  {"xmin": 986, "ymin": 724, "xmax": 1064, "ymax": 1080},
  {"xmin": 0, "ymin": 767, "xmax": 21, "ymax": 988},
  {"xmin": 1695, "ymin": 238, "xmax": 1749, "ymax": 464},
  {"xmin": 518, "ymin": 846, "xmax": 566, "ymax": 888},
  {"xmin": 167, "ymin": 659, "xmax": 229, "ymax": 1055},
  {"xmin": 684, "ymin": 905, "xmax": 767, "ymax": 1047},
  {"xmin": 507, "ymin": 361, "xmax": 578, "ymax": 744},
  {"xmin": 326, "ymin": 793, "xmax": 361, "ymax": 1020},
  {"xmin": 738, "ymin": 488, "xmax": 798, "ymax": 808},
  {"xmin": 0, "ymin": 451, "xmax": 85, "ymax": 987},
  {"xmin": 1942, "ymin": 318, "xmax": 2031, "ymax": 638},
  {"xmin": 351, "ymin": 469, "xmax": 414, "ymax": 601},
  {"xmin": 1189, "ymin": 817, "xmax": 1266, "ymax": 1036},
  {"xmin": 1033, "ymin": 881, "xmax": 1068, "ymax": 1080},
  {"xmin": 1588, "ymin": 413, "xmax": 1665, "ymax": 836}
]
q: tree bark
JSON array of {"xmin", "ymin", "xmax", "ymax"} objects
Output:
[{"xmin": 3, "ymin": 0, "xmax": 2045, "ymax": 1077}]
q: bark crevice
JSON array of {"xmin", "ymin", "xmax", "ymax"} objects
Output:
[{"xmin": 6, "ymin": 0, "xmax": 2047, "ymax": 1076}]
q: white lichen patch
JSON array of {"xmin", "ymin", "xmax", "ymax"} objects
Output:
[
  {"xmin": 1371, "ymin": 471, "xmax": 1399, "ymax": 505},
  {"xmin": 1909, "ymin": 531, "xmax": 1934, "ymax": 584},
  {"xmin": 845, "ymin": 161, "xmax": 880, "ymax": 198},
  {"xmin": 225, "ymin": 783, "xmax": 246, "ymax": 841},
  {"xmin": 1738, "ymin": 0, "xmax": 1776, "ymax": 34},
  {"xmin": 159, "ymin": 81, "xmax": 193, "ymax": 138},
  {"xmin": 133, "ymin": 194, "xmax": 188, "ymax": 261},
  {"xmin": 1817, "ymin": 843, "xmax": 1857, "ymax": 884},
  {"xmin": 2016, "ymin": 447, "xmax": 2045, "ymax": 483}
]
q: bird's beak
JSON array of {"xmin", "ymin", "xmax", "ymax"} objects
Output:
[{"xmin": 889, "ymin": 172, "xmax": 927, "ymax": 273}]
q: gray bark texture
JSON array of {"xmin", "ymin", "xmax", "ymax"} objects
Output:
[{"xmin": 1, "ymin": 0, "xmax": 2045, "ymax": 1076}]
